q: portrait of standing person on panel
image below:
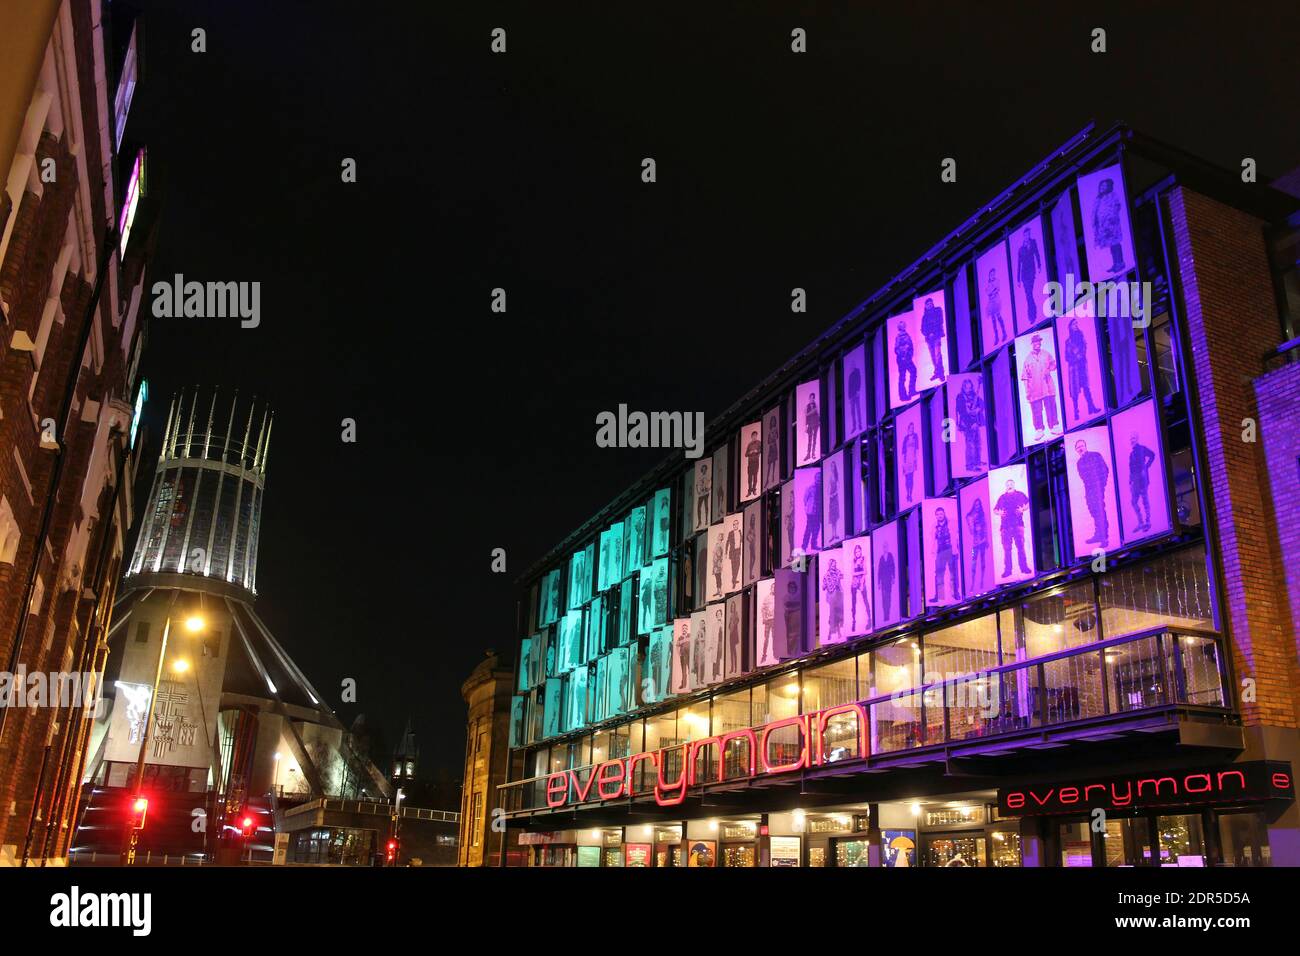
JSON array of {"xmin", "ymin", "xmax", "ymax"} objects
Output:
[
  {"xmin": 763, "ymin": 406, "xmax": 783, "ymax": 492},
  {"xmin": 948, "ymin": 372, "xmax": 987, "ymax": 479},
  {"xmin": 887, "ymin": 311, "xmax": 919, "ymax": 408},
  {"xmin": 1012, "ymin": 215, "xmax": 1049, "ymax": 333},
  {"xmin": 989, "ymin": 464, "xmax": 1034, "ymax": 584},
  {"xmin": 1055, "ymin": 306, "xmax": 1106, "ymax": 430},
  {"xmin": 895, "ymin": 402, "xmax": 925, "ymax": 511},
  {"xmin": 1112, "ymin": 399, "xmax": 1171, "ymax": 543},
  {"xmin": 740, "ymin": 421, "xmax": 763, "ymax": 503},
  {"xmin": 872, "ymin": 520, "xmax": 902, "ymax": 628},
  {"xmin": 913, "ymin": 291, "xmax": 948, "ymax": 388},
  {"xmin": 976, "ymin": 243, "xmax": 1015, "ymax": 356},
  {"xmin": 1078, "ymin": 163, "xmax": 1135, "ymax": 281},
  {"xmin": 842, "ymin": 343, "xmax": 868, "ymax": 440},
  {"xmin": 1015, "ymin": 330, "xmax": 1064, "ymax": 447},
  {"xmin": 1064, "ymin": 425, "xmax": 1121, "ymax": 558},
  {"xmin": 796, "ymin": 379, "xmax": 823, "ymax": 466},
  {"xmin": 843, "ymin": 534, "xmax": 872, "ymax": 637}
]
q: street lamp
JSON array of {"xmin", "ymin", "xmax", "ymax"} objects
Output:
[{"xmin": 121, "ymin": 605, "xmax": 205, "ymax": 865}]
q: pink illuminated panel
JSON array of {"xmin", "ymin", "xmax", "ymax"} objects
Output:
[
  {"xmin": 689, "ymin": 609, "xmax": 708, "ymax": 691},
  {"xmin": 1064, "ymin": 424, "xmax": 1121, "ymax": 557},
  {"xmin": 762, "ymin": 406, "xmax": 783, "ymax": 492},
  {"xmin": 693, "ymin": 459, "xmax": 712, "ymax": 532},
  {"xmin": 724, "ymin": 592, "xmax": 748, "ymax": 678},
  {"xmin": 706, "ymin": 603, "xmax": 725, "ymax": 685},
  {"xmin": 724, "ymin": 512, "xmax": 743, "ymax": 594},
  {"xmin": 1078, "ymin": 162, "xmax": 1135, "ymax": 282},
  {"xmin": 1111, "ymin": 399, "xmax": 1171, "ymax": 544},
  {"xmin": 817, "ymin": 546, "xmax": 848, "ymax": 647},
  {"xmin": 705, "ymin": 523, "xmax": 725, "ymax": 602},
  {"xmin": 989, "ymin": 464, "xmax": 1034, "ymax": 585},
  {"xmin": 887, "ymin": 311, "xmax": 920, "ymax": 409},
  {"xmin": 780, "ymin": 478, "xmax": 796, "ymax": 568},
  {"xmin": 742, "ymin": 500, "xmax": 763, "ymax": 587},
  {"xmin": 795, "ymin": 380, "xmax": 823, "ymax": 466},
  {"xmin": 894, "ymin": 402, "xmax": 925, "ymax": 512},
  {"xmin": 871, "ymin": 520, "xmax": 902, "ymax": 629},
  {"xmin": 1015, "ymin": 329, "xmax": 1064, "ymax": 447},
  {"xmin": 958, "ymin": 476, "xmax": 994, "ymax": 598},
  {"xmin": 947, "ymin": 372, "xmax": 988, "ymax": 479},
  {"xmin": 755, "ymin": 577, "xmax": 778, "ymax": 667},
  {"xmin": 922, "ymin": 497, "xmax": 962, "ymax": 609},
  {"xmin": 822, "ymin": 449, "xmax": 847, "ymax": 547},
  {"xmin": 842, "ymin": 534, "xmax": 872, "ymax": 638},
  {"xmin": 976, "ymin": 242, "xmax": 1015, "ymax": 356},
  {"xmin": 773, "ymin": 568, "xmax": 806, "ymax": 660}
]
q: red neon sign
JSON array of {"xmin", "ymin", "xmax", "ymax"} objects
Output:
[{"xmin": 544, "ymin": 703, "xmax": 868, "ymax": 809}]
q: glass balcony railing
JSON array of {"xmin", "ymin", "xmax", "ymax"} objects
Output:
[{"xmin": 498, "ymin": 627, "xmax": 1229, "ymax": 814}]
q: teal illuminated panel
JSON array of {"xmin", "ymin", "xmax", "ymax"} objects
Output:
[
  {"xmin": 567, "ymin": 545, "xmax": 593, "ymax": 610},
  {"xmin": 651, "ymin": 488, "xmax": 671, "ymax": 557},
  {"xmin": 598, "ymin": 522, "xmax": 625, "ymax": 591}
]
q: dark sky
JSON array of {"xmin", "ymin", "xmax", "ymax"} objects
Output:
[{"xmin": 123, "ymin": 0, "xmax": 1300, "ymax": 781}]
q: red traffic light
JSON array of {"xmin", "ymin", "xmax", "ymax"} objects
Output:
[
  {"xmin": 239, "ymin": 813, "xmax": 255, "ymax": 837},
  {"xmin": 128, "ymin": 796, "xmax": 148, "ymax": 830},
  {"xmin": 386, "ymin": 839, "xmax": 398, "ymax": 862}
]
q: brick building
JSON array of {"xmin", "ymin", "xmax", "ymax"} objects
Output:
[
  {"xmin": 499, "ymin": 125, "xmax": 1300, "ymax": 868},
  {"xmin": 458, "ymin": 650, "xmax": 518, "ymax": 866},
  {"xmin": 0, "ymin": 0, "xmax": 155, "ymax": 865}
]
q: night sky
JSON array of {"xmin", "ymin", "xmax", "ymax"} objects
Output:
[{"xmin": 124, "ymin": 1, "xmax": 1299, "ymax": 785}]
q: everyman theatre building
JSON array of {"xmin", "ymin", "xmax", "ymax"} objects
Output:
[{"xmin": 499, "ymin": 124, "xmax": 1300, "ymax": 869}]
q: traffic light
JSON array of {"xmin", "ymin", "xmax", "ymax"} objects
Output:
[
  {"xmin": 240, "ymin": 813, "xmax": 255, "ymax": 838},
  {"xmin": 128, "ymin": 796, "xmax": 148, "ymax": 830},
  {"xmin": 386, "ymin": 838, "xmax": 398, "ymax": 864}
]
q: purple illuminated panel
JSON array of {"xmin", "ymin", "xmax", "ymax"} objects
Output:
[
  {"xmin": 693, "ymin": 460, "xmax": 712, "ymax": 532},
  {"xmin": 976, "ymin": 242, "xmax": 1015, "ymax": 355},
  {"xmin": 922, "ymin": 497, "xmax": 962, "ymax": 609},
  {"xmin": 895, "ymin": 403, "xmax": 925, "ymax": 512},
  {"xmin": 1011, "ymin": 215, "xmax": 1050, "ymax": 332},
  {"xmin": 958, "ymin": 476, "xmax": 994, "ymax": 598},
  {"xmin": 671, "ymin": 617, "xmax": 691, "ymax": 694},
  {"xmin": 849, "ymin": 439, "xmax": 867, "ymax": 536},
  {"xmin": 763, "ymin": 406, "xmax": 783, "ymax": 492},
  {"xmin": 773, "ymin": 568, "xmax": 807, "ymax": 659},
  {"xmin": 843, "ymin": 534, "xmax": 872, "ymax": 637},
  {"xmin": 724, "ymin": 512, "xmax": 743, "ymax": 594},
  {"xmin": 779, "ymin": 478, "xmax": 796, "ymax": 568},
  {"xmin": 1111, "ymin": 399, "xmax": 1171, "ymax": 544},
  {"xmin": 947, "ymin": 372, "xmax": 988, "ymax": 478},
  {"xmin": 1015, "ymin": 329, "xmax": 1064, "ymax": 447},
  {"xmin": 742, "ymin": 499, "xmax": 763, "ymax": 587},
  {"xmin": 795, "ymin": 379, "xmax": 823, "ymax": 466},
  {"xmin": 1065, "ymin": 424, "xmax": 1120, "ymax": 557},
  {"xmin": 1051, "ymin": 190, "xmax": 1081, "ymax": 303},
  {"xmin": 912, "ymin": 291, "xmax": 949, "ymax": 388},
  {"xmin": 689, "ymin": 609, "xmax": 708, "ymax": 690},
  {"xmin": 725, "ymin": 592, "xmax": 748, "ymax": 678},
  {"xmin": 887, "ymin": 311, "xmax": 919, "ymax": 409},
  {"xmin": 842, "ymin": 343, "xmax": 868, "ymax": 439},
  {"xmin": 989, "ymin": 463, "xmax": 1035, "ymax": 585},
  {"xmin": 1055, "ymin": 304, "xmax": 1106, "ymax": 430},
  {"xmin": 872, "ymin": 520, "xmax": 902, "ymax": 629},
  {"xmin": 755, "ymin": 577, "xmax": 778, "ymax": 667},
  {"xmin": 706, "ymin": 523, "xmax": 726, "ymax": 602},
  {"xmin": 793, "ymin": 466, "xmax": 823, "ymax": 559},
  {"xmin": 817, "ymin": 546, "xmax": 848, "ymax": 647},
  {"xmin": 822, "ymin": 449, "xmax": 847, "ymax": 547},
  {"xmin": 740, "ymin": 420, "xmax": 763, "ymax": 503},
  {"xmin": 1078, "ymin": 162, "xmax": 1135, "ymax": 282}
]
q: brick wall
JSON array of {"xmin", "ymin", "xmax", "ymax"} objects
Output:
[
  {"xmin": 1165, "ymin": 186, "xmax": 1300, "ymax": 731},
  {"xmin": 0, "ymin": 0, "xmax": 141, "ymax": 862}
]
